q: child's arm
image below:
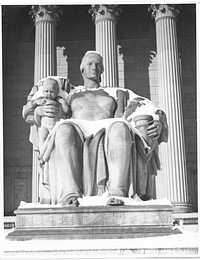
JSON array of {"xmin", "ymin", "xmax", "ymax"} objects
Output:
[{"xmin": 57, "ymin": 97, "xmax": 69, "ymax": 114}]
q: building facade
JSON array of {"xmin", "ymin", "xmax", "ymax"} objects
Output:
[{"xmin": 3, "ymin": 4, "xmax": 197, "ymax": 215}]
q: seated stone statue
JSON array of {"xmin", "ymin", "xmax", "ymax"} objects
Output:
[
  {"xmin": 22, "ymin": 51, "xmax": 168, "ymax": 206},
  {"xmin": 31, "ymin": 78, "xmax": 69, "ymax": 152}
]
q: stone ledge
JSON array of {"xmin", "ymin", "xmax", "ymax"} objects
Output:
[{"xmin": 7, "ymin": 225, "xmax": 179, "ymax": 241}]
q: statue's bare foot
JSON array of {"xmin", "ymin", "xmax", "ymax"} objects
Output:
[
  {"xmin": 61, "ymin": 196, "xmax": 79, "ymax": 207},
  {"xmin": 107, "ymin": 197, "xmax": 124, "ymax": 206}
]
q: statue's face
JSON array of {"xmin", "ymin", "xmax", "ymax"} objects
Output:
[
  {"xmin": 83, "ymin": 55, "xmax": 103, "ymax": 81},
  {"xmin": 43, "ymin": 80, "xmax": 59, "ymax": 100}
]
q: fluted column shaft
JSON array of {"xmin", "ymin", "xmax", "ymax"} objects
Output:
[
  {"xmin": 90, "ymin": 5, "xmax": 121, "ymax": 87},
  {"xmin": 34, "ymin": 20, "xmax": 55, "ymax": 82},
  {"xmin": 30, "ymin": 5, "xmax": 60, "ymax": 83},
  {"xmin": 150, "ymin": 4, "xmax": 191, "ymax": 212},
  {"xmin": 30, "ymin": 5, "xmax": 60, "ymax": 202}
]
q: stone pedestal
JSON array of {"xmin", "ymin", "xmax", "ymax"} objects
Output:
[{"xmin": 6, "ymin": 201, "xmax": 179, "ymax": 241}]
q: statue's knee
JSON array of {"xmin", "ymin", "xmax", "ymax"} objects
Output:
[
  {"xmin": 55, "ymin": 124, "xmax": 77, "ymax": 146},
  {"xmin": 108, "ymin": 122, "xmax": 130, "ymax": 140}
]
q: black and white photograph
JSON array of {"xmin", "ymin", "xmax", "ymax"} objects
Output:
[{"xmin": 1, "ymin": 1, "xmax": 199, "ymax": 259}]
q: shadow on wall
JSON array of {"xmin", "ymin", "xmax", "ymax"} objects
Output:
[
  {"xmin": 116, "ymin": 4, "xmax": 157, "ymax": 100},
  {"xmin": 56, "ymin": 5, "xmax": 95, "ymax": 86},
  {"xmin": 119, "ymin": 44, "xmax": 157, "ymax": 100},
  {"xmin": 57, "ymin": 42, "xmax": 157, "ymax": 96},
  {"xmin": 177, "ymin": 4, "xmax": 197, "ymax": 211},
  {"xmin": 57, "ymin": 42, "xmax": 95, "ymax": 86}
]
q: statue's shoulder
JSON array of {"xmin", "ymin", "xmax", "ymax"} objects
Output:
[
  {"xmin": 102, "ymin": 87, "xmax": 137, "ymax": 100},
  {"xmin": 101, "ymin": 87, "xmax": 119, "ymax": 99},
  {"xmin": 66, "ymin": 85, "xmax": 86, "ymax": 103}
]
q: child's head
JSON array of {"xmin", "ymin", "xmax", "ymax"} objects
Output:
[{"xmin": 43, "ymin": 78, "xmax": 60, "ymax": 100}]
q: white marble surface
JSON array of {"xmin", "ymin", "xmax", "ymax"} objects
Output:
[{"xmin": 3, "ymin": 227, "xmax": 199, "ymax": 258}]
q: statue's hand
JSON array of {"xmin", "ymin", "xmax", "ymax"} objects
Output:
[
  {"xmin": 43, "ymin": 104, "xmax": 59, "ymax": 118},
  {"xmin": 34, "ymin": 104, "xmax": 58, "ymax": 118},
  {"xmin": 146, "ymin": 120, "xmax": 162, "ymax": 140}
]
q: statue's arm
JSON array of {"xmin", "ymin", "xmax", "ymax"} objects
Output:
[
  {"xmin": 22, "ymin": 100, "xmax": 38, "ymax": 124},
  {"xmin": 122, "ymin": 89, "xmax": 168, "ymax": 143},
  {"xmin": 22, "ymin": 85, "xmax": 39, "ymax": 124}
]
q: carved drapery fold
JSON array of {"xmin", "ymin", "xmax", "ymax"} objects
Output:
[
  {"xmin": 89, "ymin": 5, "xmax": 121, "ymax": 87},
  {"xmin": 149, "ymin": 4, "xmax": 191, "ymax": 213}
]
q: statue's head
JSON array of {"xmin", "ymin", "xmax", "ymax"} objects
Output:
[{"xmin": 80, "ymin": 51, "xmax": 104, "ymax": 82}]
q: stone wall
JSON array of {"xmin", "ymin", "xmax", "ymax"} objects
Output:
[
  {"xmin": 3, "ymin": 42, "xmax": 34, "ymax": 214},
  {"xmin": 3, "ymin": 4, "xmax": 197, "ymax": 214}
]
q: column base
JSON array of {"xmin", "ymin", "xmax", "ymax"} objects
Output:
[{"xmin": 172, "ymin": 202, "xmax": 193, "ymax": 213}]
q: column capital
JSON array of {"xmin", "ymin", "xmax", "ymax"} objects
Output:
[
  {"xmin": 29, "ymin": 5, "xmax": 63, "ymax": 25},
  {"xmin": 89, "ymin": 5, "xmax": 122, "ymax": 23},
  {"xmin": 148, "ymin": 4, "xmax": 180, "ymax": 21}
]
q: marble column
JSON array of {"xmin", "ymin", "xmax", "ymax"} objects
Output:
[
  {"xmin": 30, "ymin": 5, "xmax": 61, "ymax": 202},
  {"xmin": 149, "ymin": 4, "xmax": 192, "ymax": 212},
  {"xmin": 30, "ymin": 5, "xmax": 62, "ymax": 83},
  {"xmin": 89, "ymin": 5, "xmax": 121, "ymax": 87}
]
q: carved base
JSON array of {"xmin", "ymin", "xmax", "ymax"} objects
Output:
[
  {"xmin": 172, "ymin": 203, "xmax": 193, "ymax": 213},
  {"xmin": 6, "ymin": 202, "xmax": 180, "ymax": 240}
]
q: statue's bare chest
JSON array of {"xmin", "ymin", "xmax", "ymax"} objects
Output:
[
  {"xmin": 70, "ymin": 89, "xmax": 117, "ymax": 119},
  {"xmin": 71, "ymin": 89, "xmax": 116, "ymax": 110}
]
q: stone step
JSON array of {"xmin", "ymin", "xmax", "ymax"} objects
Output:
[
  {"xmin": 4, "ymin": 231, "xmax": 199, "ymax": 257},
  {"xmin": 173, "ymin": 212, "xmax": 198, "ymax": 232},
  {"xmin": 4, "ymin": 216, "xmax": 16, "ymax": 229}
]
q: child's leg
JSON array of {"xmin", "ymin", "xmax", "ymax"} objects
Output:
[{"xmin": 38, "ymin": 127, "xmax": 49, "ymax": 151}]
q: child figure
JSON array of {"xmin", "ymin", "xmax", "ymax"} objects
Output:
[{"xmin": 33, "ymin": 78, "xmax": 70, "ymax": 150}]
